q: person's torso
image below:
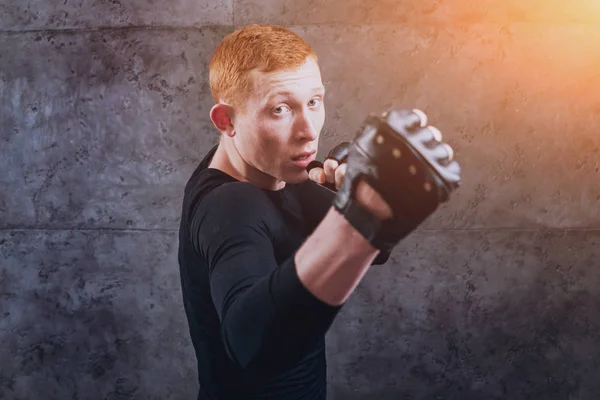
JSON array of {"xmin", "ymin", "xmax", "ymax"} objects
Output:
[{"xmin": 178, "ymin": 145, "xmax": 328, "ymax": 400}]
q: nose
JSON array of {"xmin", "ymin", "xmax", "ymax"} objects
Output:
[{"xmin": 295, "ymin": 110, "xmax": 320, "ymax": 141}]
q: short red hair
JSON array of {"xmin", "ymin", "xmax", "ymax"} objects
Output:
[{"xmin": 209, "ymin": 24, "xmax": 318, "ymax": 113}]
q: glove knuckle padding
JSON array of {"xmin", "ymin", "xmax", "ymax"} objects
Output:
[{"xmin": 334, "ymin": 109, "xmax": 462, "ymax": 245}]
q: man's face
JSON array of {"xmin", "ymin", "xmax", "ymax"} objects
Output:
[{"xmin": 231, "ymin": 57, "xmax": 325, "ymax": 186}]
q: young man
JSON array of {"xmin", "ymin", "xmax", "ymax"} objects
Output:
[{"xmin": 178, "ymin": 24, "xmax": 459, "ymax": 399}]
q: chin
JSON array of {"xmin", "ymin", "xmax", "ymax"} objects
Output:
[{"xmin": 281, "ymin": 169, "xmax": 309, "ymax": 185}]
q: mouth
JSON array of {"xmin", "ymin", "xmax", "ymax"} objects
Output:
[
  {"xmin": 292, "ymin": 151, "xmax": 316, "ymax": 161},
  {"xmin": 291, "ymin": 150, "xmax": 316, "ymax": 168}
]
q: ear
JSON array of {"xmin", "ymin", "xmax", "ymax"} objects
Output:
[{"xmin": 210, "ymin": 103, "xmax": 236, "ymax": 137}]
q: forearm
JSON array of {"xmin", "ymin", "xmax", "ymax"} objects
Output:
[{"xmin": 295, "ymin": 206, "xmax": 380, "ymax": 306}]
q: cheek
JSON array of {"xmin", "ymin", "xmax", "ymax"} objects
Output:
[
  {"xmin": 249, "ymin": 124, "xmax": 287, "ymax": 163},
  {"xmin": 312, "ymin": 107, "xmax": 326, "ymax": 131},
  {"xmin": 260, "ymin": 133, "xmax": 285, "ymax": 157}
]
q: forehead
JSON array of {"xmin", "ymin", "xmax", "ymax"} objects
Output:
[{"xmin": 249, "ymin": 58, "xmax": 324, "ymax": 101}]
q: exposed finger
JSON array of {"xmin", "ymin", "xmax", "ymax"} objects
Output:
[
  {"xmin": 334, "ymin": 163, "xmax": 347, "ymax": 190},
  {"xmin": 441, "ymin": 143, "xmax": 454, "ymax": 161},
  {"xmin": 411, "ymin": 109, "xmax": 428, "ymax": 127},
  {"xmin": 427, "ymin": 125, "xmax": 443, "ymax": 142},
  {"xmin": 323, "ymin": 159, "xmax": 339, "ymax": 184},
  {"xmin": 446, "ymin": 160, "xmax": 461, "ymax": 175},
  {"xmin": 429, "ymin": 143, "xmax": 454, "ymax": 162},
  {"xmin": 412, "ymin": 125, "xmax": 443, "ymax": 143},
  {"xmin": 308, "ymin": 167, "xmax": 326, "ymax": 184}
]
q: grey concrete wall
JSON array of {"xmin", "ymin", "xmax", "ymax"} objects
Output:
[{"xmin": 1, "ymin": 1, "xmax": 599, "ymax": 399}]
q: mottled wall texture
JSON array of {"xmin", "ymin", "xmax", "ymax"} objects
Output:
[{"xmin": 1, "ymin": 1, "xmax": 599, "ymax": 399}]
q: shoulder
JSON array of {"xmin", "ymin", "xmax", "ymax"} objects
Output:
[
  {"xmin": 190, "ymin": 181, "xmax": 277, "ymax": 259},
  {"xmin": 184, "ymin": 167, "xmax": 271, "ymax": 217},
  {"xmin": 190, "ymin": 180, "xmax": 276, "ymax": 238}
]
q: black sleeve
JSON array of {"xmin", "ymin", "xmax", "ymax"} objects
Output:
[
  {"xmin": 295, "ymin": 179, "xmax": 391, "ymax": 265},
  {"xmin": 190, "ymin": 182, "xmax": 343, "ymax": 375}
]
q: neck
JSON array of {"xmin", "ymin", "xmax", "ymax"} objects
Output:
[{"xmin": 209, "ymin": 137, "xmax": 285, "ymax": 191}]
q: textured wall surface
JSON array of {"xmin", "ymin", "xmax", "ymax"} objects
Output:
[{"xmin": 1, "ymin": 1, "xmax": 599, "ymax": 399}]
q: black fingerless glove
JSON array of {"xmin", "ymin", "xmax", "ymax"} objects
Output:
[
  {"xmin": 306, "ymin": 139, "xmax": 419, "ymax": 253},
  {"xmin": 331, "ymin": 109, "xmax": 462, "ymax": 252}
]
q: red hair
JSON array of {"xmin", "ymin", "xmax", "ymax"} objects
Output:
[{"xmin": 209, "ymin": 24, "xmax": 318, "ymax": 113}]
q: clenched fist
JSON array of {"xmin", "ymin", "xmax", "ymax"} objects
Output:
[{"xmin": 308, "ymin": 108, "xmax": 461, "ymax": 252}]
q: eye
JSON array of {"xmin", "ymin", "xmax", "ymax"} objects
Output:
[
  {"xmin": 308, "ymin": 98, "xmax": 322, "ymax": 107},
  {"xmin": 273, "ymin": 105, "xmax": 291, "ymax": 115}
]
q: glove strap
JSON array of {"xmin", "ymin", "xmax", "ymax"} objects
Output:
[
  {"xmin": 334, "ymin": 197, "xmax": 382, "ymax": 246},
  {"xmin": 308, "ymin": 143, "xmax": 386, "ymax": 248}
]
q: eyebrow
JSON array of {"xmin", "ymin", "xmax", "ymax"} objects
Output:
[{"xmin": 267, "ymin": 87, "xmax": 326, "ymax": 100}]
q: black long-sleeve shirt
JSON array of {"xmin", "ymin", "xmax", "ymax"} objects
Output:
[{"xmin": 178, "ymin": 145, "xmax": 389, "ymax": 399}]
